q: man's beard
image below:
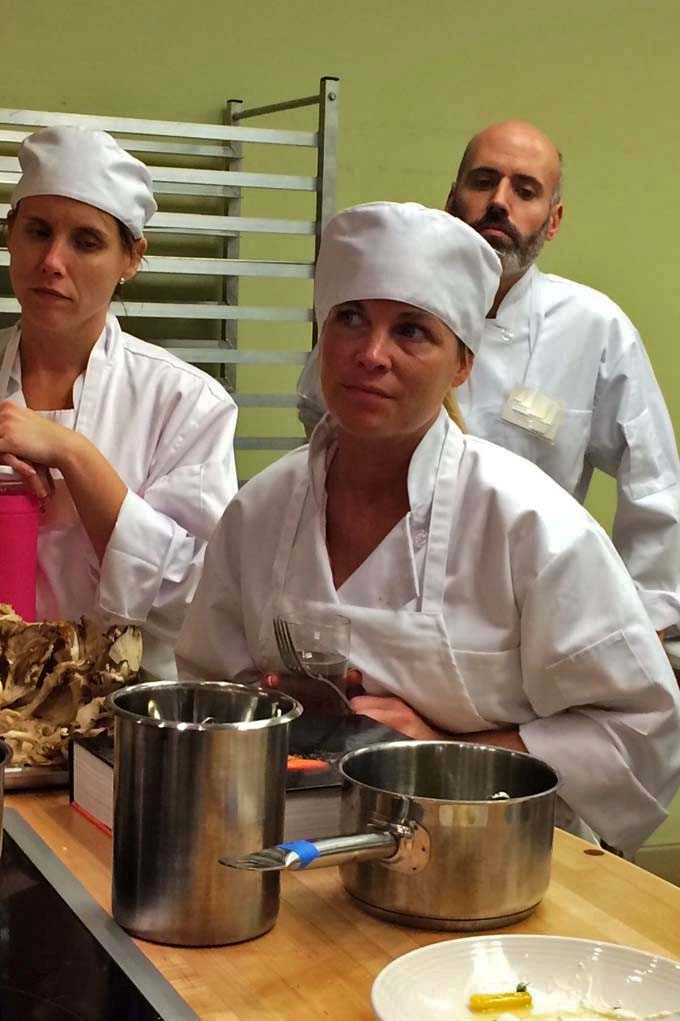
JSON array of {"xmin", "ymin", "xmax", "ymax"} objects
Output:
[{"xmin": 449, "ymin": 198, "xmax": 551, "ymax": 275}]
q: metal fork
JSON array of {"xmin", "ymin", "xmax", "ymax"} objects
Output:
[{"xmin": 272, "ymin": 616, "xmax": 354, "ymax": 712}]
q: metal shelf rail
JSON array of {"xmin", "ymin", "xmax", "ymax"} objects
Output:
[{"xmin": 0, "ymin": 76, "xmax": 339, "ymax": 478}]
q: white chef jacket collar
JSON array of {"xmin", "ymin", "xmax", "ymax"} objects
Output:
[
  {"xmin": 4, "ymin": 315, "xmax": 114, "ymax": 398},
  {"xmin": 493, "ymin": 263, "xmax": 537, "ymax": 321},
  {"xmin": 308, "ymin": 406, "xmax": 452, "ymax": 524}
]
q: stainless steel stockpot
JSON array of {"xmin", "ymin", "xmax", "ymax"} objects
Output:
[
  {"xmin": 222, "ymin": 739, "xmax": 559, "ymax": 931},
  {"xmin": 110, "ymin": 680, "xmax": 302, "ymax": 946}
]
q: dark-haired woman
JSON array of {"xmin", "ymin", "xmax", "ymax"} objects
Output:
[{"xmin": 0, "ymin": 126, "xmax": 238, "ymax": 675}]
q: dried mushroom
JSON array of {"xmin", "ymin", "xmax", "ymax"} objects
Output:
[{"xmin": 0, "ymin": 605, "xmax": 143, "ymax": 767}]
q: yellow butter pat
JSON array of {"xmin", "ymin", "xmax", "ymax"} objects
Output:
[{"xmin": 469, "ymin": 991, "xmax": 533, "ymax": 1013}]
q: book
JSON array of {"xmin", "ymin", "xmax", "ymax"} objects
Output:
[
  {"xmin": 69, "ymin": 733, "xmax": 115, "ymax": 834},
  {"xmin": 69, "ymin": 714, "xmax": 408, "ymax": 842},
  {"xmin": 283, "ymin": 714, "xmax": 408, "ymax": 840}
]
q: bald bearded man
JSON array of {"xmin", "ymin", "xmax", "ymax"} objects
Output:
[{"xmin": 297, "ymin": 121, "xmax": 680, "ymax": 635}]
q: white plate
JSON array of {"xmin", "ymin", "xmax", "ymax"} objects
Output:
[{"xmin": 371, "ymin": 935, "xmax": 680, "ymax": 1021}]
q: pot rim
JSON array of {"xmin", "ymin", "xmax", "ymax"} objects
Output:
[
  {"xmin": 109, "ymin": 679, "xmax": 303, "ymax": 731},
  {"xmin": 338, "ymin": 739, "xmax": 561, "ymax": 804}
]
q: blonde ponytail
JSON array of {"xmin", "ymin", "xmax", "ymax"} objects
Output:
[
  {"xmin": 443, "ymin": 343, "xmax": 473, "ymax": 432},
  {"xmin": 443, "ymin": 390, "xmax": 467, "ymax": 432}
]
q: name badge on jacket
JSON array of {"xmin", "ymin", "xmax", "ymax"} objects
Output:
[{"xmin": 501, "ymin": 385, "xmax": 565, "ymax": 442}]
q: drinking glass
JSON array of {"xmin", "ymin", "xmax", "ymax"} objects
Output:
[{"xmin": 279, "ymin": 612, "xmax": 351, "ymax": 714}]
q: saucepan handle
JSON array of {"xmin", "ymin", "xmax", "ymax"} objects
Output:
[{"xmin": 219, "ymin": 830, "xmax": 399, "ymax": 873}]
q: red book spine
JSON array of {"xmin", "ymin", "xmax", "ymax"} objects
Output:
[{"xmin": 70, "ymin": 801, "xmax": 112, "ymax": 837}]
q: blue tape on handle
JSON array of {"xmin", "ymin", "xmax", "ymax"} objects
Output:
[{"xmin": 278, "ymin": 840, "xmax": 321, "ymax": 868}]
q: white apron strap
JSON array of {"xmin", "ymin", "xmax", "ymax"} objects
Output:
[
  {"xmin": 270, "ymin": 461, "xmax": 313, "ymax": 607},
  {"xmin": 0, "ymin": 327, "xmax": 21, "ymax": 402},
  {"xmin": 67, "ymin": 318, "xmax": 113, "ymax": 437},
  {"xmin": 420, "ymin": 421, "xmax": 464, "ymax": 613}
]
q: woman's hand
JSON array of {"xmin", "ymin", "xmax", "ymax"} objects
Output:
[
  {"xmin": 0, "ymin": 401, "xmax": 77, "ymax": 471},
  {"xmin": 0, "ymin": 400, "xmax": 127, "ymax": 562},
  {"xmin": 0, "ymin": 452, "xmax": 53, "ymax": 500},
  {"xmin": 347, "ymin": 690, "xmax": 529, "ymax": 750},
  {"xmin": 349, "ymin": 694, "xmax": 445, "ymax": 739}
]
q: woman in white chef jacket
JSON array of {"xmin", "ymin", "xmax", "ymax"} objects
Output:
[
  {"xmin": 177, "ymin": 202, "xmax": 680, "ymax": 855},
  {"xmin": 0, "ymin": 126, "xmax": 238, "ymax": 677}
]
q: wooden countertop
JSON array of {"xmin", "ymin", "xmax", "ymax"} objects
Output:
[{"xmin": 7, "ymin": 791, "xmax": 680, "ymax": 1020}]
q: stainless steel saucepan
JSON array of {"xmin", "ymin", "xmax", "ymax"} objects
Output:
[{"xmin": 221, "ymin": 739, "xmax": 559, "ymax": 930}]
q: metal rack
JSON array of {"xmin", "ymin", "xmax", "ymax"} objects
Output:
[{"xmin": 0, "ymin": 77, "xmax": 339, "ymax": 479}]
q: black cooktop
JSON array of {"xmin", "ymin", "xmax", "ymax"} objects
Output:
[{"xmin": 0, "ymin": 809, "xmax": 198, "ymax": 1021}]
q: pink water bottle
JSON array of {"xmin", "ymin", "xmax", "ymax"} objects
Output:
[{"xmin": 0, "ymin": 467, "xmax": 41, "ymax": 621}]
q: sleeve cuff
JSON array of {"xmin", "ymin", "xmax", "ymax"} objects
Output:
[
  {"xmin": 520, "ymin": 713, "xmax": 668, "ymax": 855},
  {"xmin": 96, "ymin": 490, "xmax": 179, "ymax": 623}
]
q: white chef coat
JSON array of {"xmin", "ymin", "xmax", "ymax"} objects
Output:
[
  {"xmin": 177, "ymin": 409, "xmax": 680, "ymax": 855},
  {"xmin": 296, "ymin": 267, "xmax": 680, "ymax": 630},
  {"xmin": 0, "ymin": 314, "xmax": 238, "ymax": 678}
]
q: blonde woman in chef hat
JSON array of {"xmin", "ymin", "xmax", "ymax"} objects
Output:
[
  {"xmin": 0, "ymin": 126, "xmax": 238, "ymax": 677},
  {"xmin": 178, "ymin": 201, "xmax": 680, "ymax": 856}
]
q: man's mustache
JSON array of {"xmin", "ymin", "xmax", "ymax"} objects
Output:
[{"xmin": 470, "ymin": 209, "xmax": 522, "ymax": 246}]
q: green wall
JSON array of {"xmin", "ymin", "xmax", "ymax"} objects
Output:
[
  {"xmin": 4, "ymin": 0, "xmax": 679, "ymax": 839},
  {"xmin": 5, "ymin": 0, "xmax": 679, "ymax": 497}
]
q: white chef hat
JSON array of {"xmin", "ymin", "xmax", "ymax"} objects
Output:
[
  {"xmin": 314, "ymin": 201, "xmax": 501, "ymax": 354},
  {"xmin": 11, "ymin": 126, "xmax": 157, "ymax": 238}
]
